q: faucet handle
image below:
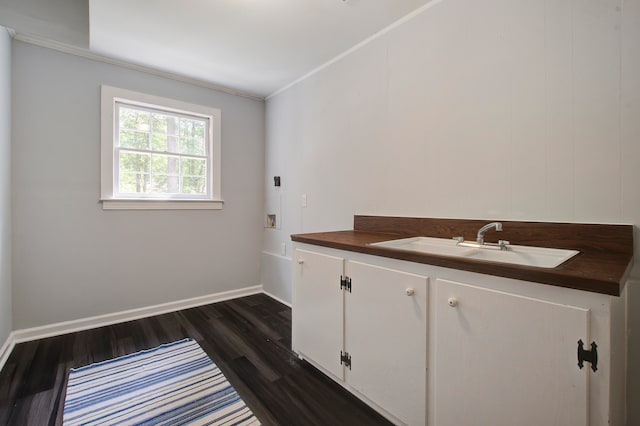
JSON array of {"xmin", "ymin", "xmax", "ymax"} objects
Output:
[
  {"xmin": 453, "ymin": 236, "xmax": 464, "ymax": 243},
  {"xmin": 498, "ymin": 240, "xmax": 510, "ymax": 250}
]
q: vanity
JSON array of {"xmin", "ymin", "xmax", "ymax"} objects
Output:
[{"xmin": 291, "ymin": 216, "xmax": 633, "ymax": 426}]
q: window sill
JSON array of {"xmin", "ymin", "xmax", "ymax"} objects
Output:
[{"xmin": 101, "ymin": 199, "xmax": 224, "ymax": 210}]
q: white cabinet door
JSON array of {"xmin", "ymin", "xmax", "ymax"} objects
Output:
[
  {"xmin": 433, "ymin": 279, "xmax": 589, "ymax": 426},
  {"xmin": 292, "ymin": 249, "xmax": 345, "ymax": 380},
  {"xmin": 345, "ymin": 260, "xmax": 428, "ymax": 426}
]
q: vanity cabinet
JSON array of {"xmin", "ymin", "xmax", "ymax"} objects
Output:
[
  {"xmin": 292, "ymin": 249, "xmax": 345, "ymax": 379},
  {"xmin": 293, "ymin": 248, "xmax": 428, "ymax": 425},
  {"xmin": 433, "ymin": 278, "xmax": 589, "ymax": 426},
  {"xmin": 345, "ymin": 260, "xmax": 428, "ymax": 426},
  {"xmin": 292, "ymin": 242, "xmax": 626, "ymax": 426}
]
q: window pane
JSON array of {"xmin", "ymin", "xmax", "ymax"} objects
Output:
[
  {"xmin": 179, "ymin": 119, "xmax": 206, "ymax": 155},
  {"xmin": 181, "ymin": 158, "xmax": 206, "ymax": 177},
  {"xmin": 119, "ymin": 151, "xmax": 150, "ymax": 173},
  {"xmin": 151, "ymin": 155, "xmax": 179, "ymax": 193},
  {"xmin": 181, "ymin": 177, "xmax": 206, "ymax": 195},
  {"xmin": 151, "ymin": 134, "xmax": 167, "ymax": 152},
  {"xmin": 151, "ymin": 174, "xmax": 168, "ymax": 193},
  {"xmin": 120, "ymin": 107, "xmax": 150, "ymax": 131},
  {"xmin": 180, "ymin": 137, "xmax": 205, "ymax": 156},
  {"xmin": 151, "ymin": 113, "xmax": 179, "ymax": 152},
  {"xmin": 119, "ymin": 172, "xmax": 150, "ymax": 193},
  {"xmin": 151, "ymin": 113, "xmax": 178, "ymax": 135},
  {"xmin": 119, "ymin": 130, "xmax": 149, "ymax": 150},
  {"xmin": 150, "ymin": 174, "xmax": 180, "ymax": 194},
  {"xmin": 152, "ymin": 154, "xmax": 179, "ymax": 175},
  {"xmin": 152, "ymin": 133, "xmax": 180, "ymax": 153}
]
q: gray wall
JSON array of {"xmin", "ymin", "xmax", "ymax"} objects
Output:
[
  {"xmin": 263, "ymin": 0, "xmax": 639, "ymax": 422},
  {"xmin": 11, "ymin": 41, "xmax": 265, "ymax": 329},
  {"xmin": 0, "ymin": 0, "xmax": 89, "ymax": 47},
  {"xmin": 0, "ymin": 27, "xmax": 12, "ymax": 345}
]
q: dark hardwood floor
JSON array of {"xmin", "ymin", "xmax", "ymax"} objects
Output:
[{"xmin": 0, "ymin": 294, "xmax": 392, "ymax": 425}]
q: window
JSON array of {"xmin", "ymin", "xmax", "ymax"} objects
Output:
[{"xmin": 101, "ymin": 86, "xmax": 222, "ymax": 210}]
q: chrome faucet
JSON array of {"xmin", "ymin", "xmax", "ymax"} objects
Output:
[
  {"xmin": 454, "ymin": 221, "xmax": 510, "ymax": 250},
  {"xmin": 476, "ymin": 222, "xmax": 502, "ymax": 245}
]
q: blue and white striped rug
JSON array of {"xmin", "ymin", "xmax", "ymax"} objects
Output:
[{"xmin": 63, "ymin": 338, "xmax": 261, "ymax": 425}]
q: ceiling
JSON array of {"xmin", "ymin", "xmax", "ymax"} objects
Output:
[{"xmin": 89, "ymin": 0, "xmax": 432, "ymax": 98}]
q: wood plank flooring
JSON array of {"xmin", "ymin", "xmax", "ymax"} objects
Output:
[{"xmin": 0, "ymin": 294, "xmax": 392, "ymax": 425}]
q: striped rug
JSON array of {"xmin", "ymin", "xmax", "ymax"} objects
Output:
[{"xmin": 63, "ymin": 339, "xmax": 260, "ymax": 425}]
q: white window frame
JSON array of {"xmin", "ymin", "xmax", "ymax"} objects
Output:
[{"xmin": 100, "ymin": 85, "xmax": 223, "ymax": 210}]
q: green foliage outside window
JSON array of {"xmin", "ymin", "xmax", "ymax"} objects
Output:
[{"xmin": 117, "ymin": 106, "xmax": 207, "ymax": 196}]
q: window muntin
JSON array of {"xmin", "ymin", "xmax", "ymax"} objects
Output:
[{"xmin": 114, "ymin": 103, "xmax": 210, "ymax": 199}]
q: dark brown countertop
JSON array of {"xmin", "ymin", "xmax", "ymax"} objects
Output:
[{"xmin": 291, "ymin": 216, "xmax": 634, "ymax": 296}]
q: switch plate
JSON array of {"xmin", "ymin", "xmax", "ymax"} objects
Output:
[{"xmin": 301, "ymin": 193, "xmax": 307, "ymax": 208}]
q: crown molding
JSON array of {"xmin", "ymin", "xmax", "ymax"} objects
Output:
[{"xmin": 13, "ymin": 32, "xmax": 265, "ymax": 102}]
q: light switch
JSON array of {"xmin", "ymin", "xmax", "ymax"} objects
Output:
[{"xmin": 301, "ymin": 193, "xmax": 307, "ymax": 208}]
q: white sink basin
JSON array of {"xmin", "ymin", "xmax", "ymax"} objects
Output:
[{"xmin": 370, "ymin": 237, "xmax": 579, "ymax": 269}]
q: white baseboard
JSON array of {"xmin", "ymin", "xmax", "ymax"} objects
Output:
[
  {"xmin": 263, "ymin": 290, "xmax": 292, "ymax": 308},
  {"xmin": 0, "ymin": 285, "xmax": 278, "ymax": 373},
  {"xmin": 11, "ymin": 285, "xmax": 263, "ymax": 345},
  {"xmin": 0, "ymin": 331, "xmax": 16, "ymax": 373}
]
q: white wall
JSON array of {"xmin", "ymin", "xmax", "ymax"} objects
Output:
[
  {"xmin": 263, "ymin": 0, "xmax": 640, "ymax": 422},
  {"xmin": 0, "ymin": 27, "xmax": 12, "ymax": 346},
  {"xmin": 264, "ymin": 0, "xmax": 640, "ymax": 299},
  {"xmin": 11, "ymin": 41, "xmax": 265, "ymax": 329},
  {"xmin": 622, "ymin": 1, "xmax": 640, "ymax": 423}
]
